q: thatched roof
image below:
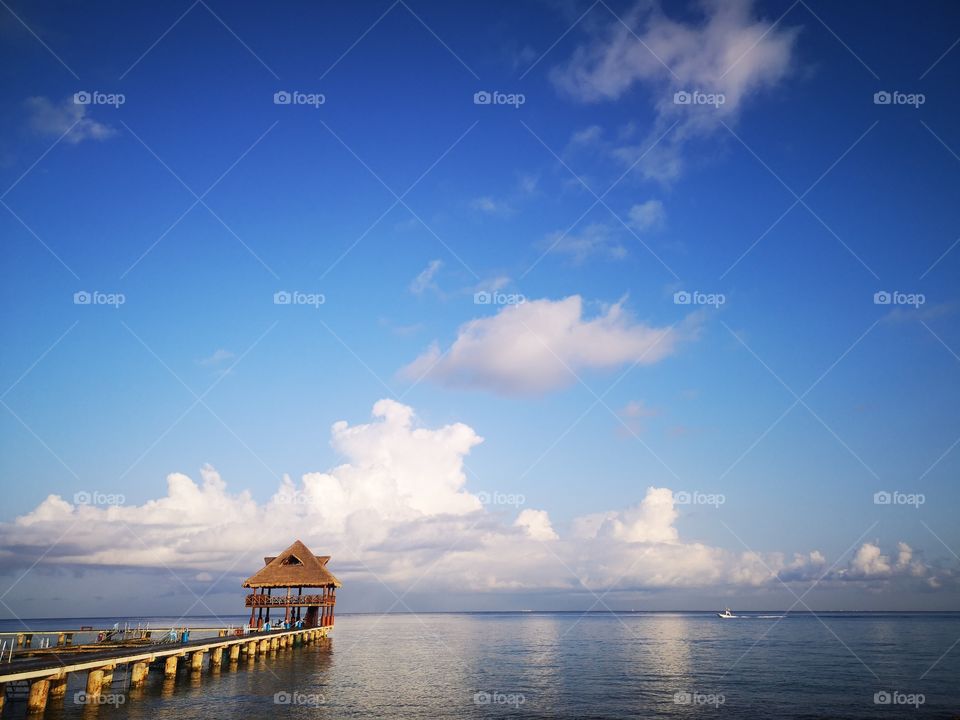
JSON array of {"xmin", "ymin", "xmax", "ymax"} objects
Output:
[{"xmin": 242, "ymin": 540, "xmax": 342, "ymax": 588}]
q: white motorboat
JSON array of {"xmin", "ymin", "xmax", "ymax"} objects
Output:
[{"xmin": 717, "ymin": 608, "xmax": 736, "ymax": 619}]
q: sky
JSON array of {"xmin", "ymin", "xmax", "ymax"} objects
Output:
[{"xmin": 1, "ymin": 0, "xmax": 959, "ymax": 618}]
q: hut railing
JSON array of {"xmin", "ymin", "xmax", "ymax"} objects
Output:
[{"xmin": 244, "ymin": 593, "xmax": 335, "ymax": 608}]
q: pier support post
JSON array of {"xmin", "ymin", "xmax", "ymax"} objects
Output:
[
  {"xmin": 190, "ymin": 651, "xmax": 204, "ymax": 672},
  {"xmin": 260, "ymin": 639, "xmax": 269, "ymax": 654},
  {"xmin": 248, "ymin": 640, "xmax": 258, "ymax": 657},
  {"xmin": 229, "ymin": 644, "xmax": 241, "ymax": 662},
  {"xmin": 101, "ymin": 665, "xmax": 115, "ymax": 690},
  {"xmin": 164, "ymin": 655, "xmax": 178, "ymax": 678},
  {"xmin": 86, "ymin": 668, "xmax": 105, "ymax": 697},
  {"xmin": 49, "ymin": 673, "xmax": 68, "ymax": 699},
  {"xmin": 270, "ymin": 637, "xmax": 278, "ymax": 651},
  {"xmin": 27, "ymin": 678, "xmax": 50, "ymax": 714},
  {"xmin": 0, "ymin": 683, "xmax": 5, "ymax": 714},
  {"xmin": 211, "ymin": 647, "xmax": 223, "ymax": 668},
  {"xmin": 131, "ymin": 661, "xmax": 150, "ymax": 687}
]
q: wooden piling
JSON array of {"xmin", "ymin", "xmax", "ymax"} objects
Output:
[
  {"xmin": 27, "ymin": 678, "xmax": 49, "ymax": 714},
  {"xmin": 190, "ymin": 651, "xmax": 204, "ymax": 672},
  {"xmin": 86, "ymin": 668, "xmax": 105, "ymax": 697},
  {"xmin": 49, "ymin": 673, "xmax": 68, "ymax": 698},
  {"xmin": 211, "ymin": 647, "xmax": 223, "ymax": 667},
  {"xmin": 229, "ymin": 644, "xmax": 241, "ymax": 662},
  {"xmin": 0, "ymin": 682, "xmax": 5, "ymax": 714},
  {"xmin": 130, "ymin": 660, "xmax": 150, "ymax": 687},
  {"xmin": 164, "ymin": 655, "xmax": 178, "ymax": 678}
]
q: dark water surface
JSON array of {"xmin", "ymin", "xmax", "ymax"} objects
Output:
[{"xmin": 1, "ymin": 612, "xmax": 958, "ymax": 718}]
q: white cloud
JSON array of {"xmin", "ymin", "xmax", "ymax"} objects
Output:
[
  {"xmin": 628, "ymin": 200, "xmax": 666, "ymax": 231},
  {"xmin": 400, "ymin": 295, "xmax": 691, "ymax": 395},
  {"xmin": 24, "ymin": 96, "xmax": 117, "ymax": 144},
  {"xmin": 544, "ymin": 222, "xmax": 626, "ymax": 262},
  {"xmin": 409, "ymin": 259, "xmax": 443, "ymax": 295},
  {"xmin": 469, "ymin": 196, "xmax": 510, "ymax": 215},
  {"xmin": 551, "ymin": 0, "xmax": 798, "ymax": 181},
  {"xmin": 515, "ymin": 509, "xmax": 559, "ymax": 541},
  {"xmin": 199, "ymin": 348, "xmax": 235, "ymax": 366}
]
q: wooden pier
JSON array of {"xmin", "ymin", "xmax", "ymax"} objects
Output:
[
  {"xmin": 0, "ymin": 540, "xmax": 342, "ymax": 715},
  {"xmin": 0, "ymin": 626, "xmax": 329, "ymax": 715}
]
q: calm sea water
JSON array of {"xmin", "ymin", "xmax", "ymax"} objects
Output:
[{"xmin": 1, "ymin": 612, "xmax": 958, "ymax": 718}]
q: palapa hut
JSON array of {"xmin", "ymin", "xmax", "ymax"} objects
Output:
[{"xmin": 243, "ymin": 540, "xmax": 341, "ymax": 629}]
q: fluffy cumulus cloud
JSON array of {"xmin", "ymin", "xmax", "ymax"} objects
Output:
[
  {"xmin": 552, "ymin": 0, "xmax": 799, "ymax": 181},
  {"xmin": 401, "ymin": 295, "xmax": 694, "ymax": 395},
  {"xmin": 0, "ymin": 400, "xmax": 946, "ymax": 604},
  {"xmin": 24, "ymin": 96, "xmax": 117, "ymax": 144}
]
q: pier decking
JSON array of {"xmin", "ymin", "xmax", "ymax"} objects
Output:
[{"xmin": 0, "ymin": 626, "xmax": 329, "ymax": 714}]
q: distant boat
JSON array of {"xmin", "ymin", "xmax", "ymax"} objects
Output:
[{"xmin": 717, "ymin": 608, "xmax": 736, "ymax": 619}]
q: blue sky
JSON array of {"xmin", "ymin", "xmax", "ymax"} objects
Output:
[{"xmin": 1, "ymin": 0, "xmax": 959, "ymax": 616}]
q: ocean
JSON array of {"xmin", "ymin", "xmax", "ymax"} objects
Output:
[{"xmin": 1, "ymin": 612, "xmax": 958, "ymax": 718}]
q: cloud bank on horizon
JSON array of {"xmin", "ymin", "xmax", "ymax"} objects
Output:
[{"xmin": 1, "ymin": 399, "xmax": 948, "ymax": 599}]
